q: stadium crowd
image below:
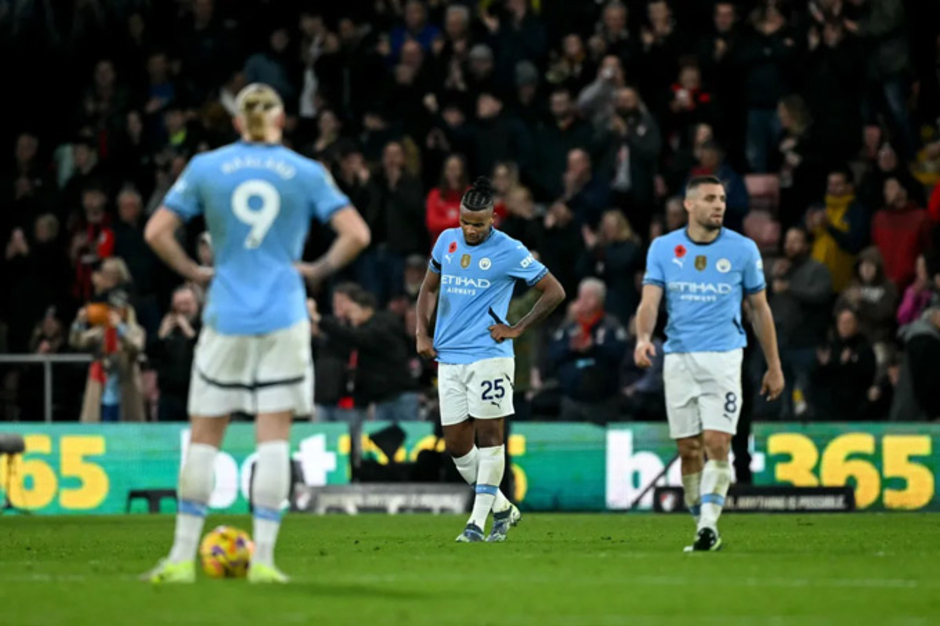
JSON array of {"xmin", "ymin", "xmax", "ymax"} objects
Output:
[{"xmin": 1, "ymin": 0, "xmax": 940, "ymax": 424}]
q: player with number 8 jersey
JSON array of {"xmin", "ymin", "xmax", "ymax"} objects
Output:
[
  {"xmin": 416, "ymin": 177, "xmax": 565, "ymax": 543},
  {"xmin": 143, "ymin": 83, "xmax": 370, "ymax": 584},
  {"xmin": 634, "ymin": 175, "xmax": 784, "ymax": 553}
]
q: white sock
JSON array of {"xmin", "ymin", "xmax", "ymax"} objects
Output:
[
  {"xmin": 251, "ymin": 441, "xmax": 290, "ymax": 567},
  {"xmin": 468, "ymin": 445, "xmax": 505, "ymax": 529},
  {"xmin": 699, "ymin": 460, "xmax": 732, "ymax": 532},
  {"xmin": 168, "ymin": 443, "xmax": 216, "ymax": 563},
  {"xmin": 453, "ymin": 446, "xmax": 511, "ymax": 513},
  {"xmin": 681, "ymin": 471, "xmax": 702, "ymax": 527}
]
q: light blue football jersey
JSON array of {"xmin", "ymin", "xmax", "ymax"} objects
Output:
[
  {"xmin": 162, "ymin": 141, "xmax": 350, "ymax": 335},
  {"xmin": 429, "ymin": 228, "xmax": 548, "ymax": 364},
  {"xmin": 642, "ymin": 228, "xmax": 765, "ymax": 354}
]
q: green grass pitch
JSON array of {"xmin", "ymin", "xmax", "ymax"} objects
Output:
[{"xmin": 0, "ymin": 513, "xmax": 937, "ymax": 625}]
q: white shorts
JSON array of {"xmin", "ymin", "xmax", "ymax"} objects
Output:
[
  {"xmin": 438, "ymin": 357, "xmax": 515, "ymax": 426},
  {"xmin": 663, "ymin": 350, "xmax": 743, "ymax": 439},
  {"xmin": 188, "ymin": 320, "xmax": 314, "ymax": 418}
]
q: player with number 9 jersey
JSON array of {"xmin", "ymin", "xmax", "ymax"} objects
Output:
[{"xmin": 143, "ymin": 83, "xmax": 369, "ymax": 585}]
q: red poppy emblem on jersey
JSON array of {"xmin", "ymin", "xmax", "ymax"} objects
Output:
[
  {"xmin": 448, "ymin": 241, "xmax": 458, "ymax": 253},
  {"xmin": 674, "ymin": 244, "xmax": 687, "ymax": 258}
]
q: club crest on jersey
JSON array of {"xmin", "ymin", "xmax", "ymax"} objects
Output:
[
  {"xmin": 717, "ymin": 258, "xmax": 732, "ymax": 273},
  {"xmin": 695, "ymin": 255, "xmax": 707, "ymax": 271},
  {"xmin": 479, "ymin": 258, "xmax": 492, "ymax": 270},
  {"xmin": 461, "ymin": 254, "xmax": 471, "ymax": 269}
]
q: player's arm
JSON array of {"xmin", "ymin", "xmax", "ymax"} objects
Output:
[
  {"xmin": 634, "ymin": 284, "xmax": 662, "ymax": 369},
  {"xmin": 297, "ymin": 207, "xmax": 371, "ymax": 286},
  {"xmin": 745, "ymin": 290, "xmax": 785, "ymax": 400},
  {"xmin": 489, "ymin": 273, "xmax": 565, "ymax": 342},
  {"xmin": 144, "ymin": 208, "xmax": 213, "ymax": 286},
  {"xmin": 415, "ymin": 267, "xmax": 441, "ymax": 359}
]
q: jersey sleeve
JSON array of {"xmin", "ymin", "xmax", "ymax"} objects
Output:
[
  {"xmin": 429, "ymin": 232, "xmax": 446, "ymax": 274},
  {"xmin": 642, "ymin": 239, "xmax": 665, "ymax": 287},
  {"xmin": 162, "ymin": 158, "xmax": 203, "ymax": 222},
  {"xmin": 308, "ymin": 161, "xmax": 351, "ymax": 222},
  {"xmin": 743, "ymin": 239, "xmax": 766, "ymax": 294},
  {"xmin": 505, "ymin": 242, "xmax": 549, "ymax": 286}
]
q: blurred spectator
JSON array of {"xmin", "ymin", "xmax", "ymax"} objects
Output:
[
  {"xmin": 685, "ymin": 140, "xmax": 749, "ymax": 232},
  {"xmin": 665, "ymin": 65, "xmax": 715, "ymax": 151},
  {"xmin": 577, "ymin": 55, "xmax": 627, "ymax": 132},
  {"xmin": 548, "ymin": 278, "xmax": 628, "ymax": 423},
  {"xmin": 891, "ymin": 305, "xmax": 940, "ymax": 421},
  {"xmin": 835, "ymin": 247, "xmax": 898, "ymax": 350},
  {"xmin": 770, "ymin": 227, "xmax": 833, "ymax": 418},
  {"xmin": 738, "ymin": 3, "xmax": 796, "ymax": 172},
  {"xmin": 811, "ymin": 307, "xmax": 876, "ymax": 420},
  {"xmin": 802, "ymin": 16, "xmax": 863, "ymax": 165},
  {"xmin": 601, "ymin": 87, "xmax": 662, "ymax": 236},
  {"xmin": 469, "ymin": 92, "xmax": 532, "ymax": 179},
  {"xmin": 309, "ymin": 109, "xmax": 344, "ymax": 160},
  {"xmin": 697, "ymin": 2, "xmax": 740, "ymax": 146},
  {"xmin": 775, "ymin": 95, "xmax": 827, "ymax": 232},
  {"xmin": 664, "ymin": 196, "xmax": 687, "ymax": 232},
  {"xmin": 69, "ymin": 288, "xmax": 146, "ymax": 422},
  {"xmin": 363, "ymin": 141, "xmax": 427, "ymax": 302},
  {"xmin": 577, "ymin": 210, "xmax": 643, "ymax": 327},
  {"xmin": 151, "ymin": 285, "xmax": 201, "ymax": 422},
  {"xmin": 501, "ymin": 186, "xmax": 541, "ymax": 251},
  {"xmin": 859, "ymin": 142, "xmax": 926, "ymax": 211},
  {"xmin": 311, "ymin": 290, "xmax": 418, "ymax": 422},
  {"xmin": 871, "ymin": 177, "xmax": 932, "ymax": 288},
  {"xmin": 562, "ymin": 148, "xmax": 609, "ymax": 228},
  {"xmin": 530, "ymin": 88, "xmax": 593, "ymax": 201},
  {"xmin": 60, "ymin": 137, "xmax": 104, "ymax": 216},
  {"xmin": 114, "ymin": 187, "xmax": 159, "ymax": 297},
  {"xmin": 491, "ymin": 161, "xmax": 522, "ymax": 223},
  {"xmin": 639, "ymin": 0, "xmax": 683, "ymax": 105},
  {"xmin": 539, "ymin": 201, "xmax": 583, "ymax": 299},
  {"xmin": 426, "ymin": 153, "xmax": 468, "ymax": 245},
  {"xmin": 485, "ymin": 0, "xmax": 548, "ymax": 91},
  {"xmin": 244, "ymin": 27, "xmax": 298, "ymax": 104},
  {"xmin": 808, "ymin": 168, "xmax": 869, "ymax": 293},
  {"xmin": 311, "ymin": 286, "xmax": 357, "ymax": 424},
  {"xmin": 4, "ymin": 215, "xmax": 70, "ymax": 353},
  {"xmin": 547, "ymin": 34, "xmax": 595, "ymax": 97},
  {"xmin": 593, "ymin": 1, "xmax": 641, "ymax": 73},
  {"xmin": 850, "ymin": 0, "xmax": 915, "ymax": 159},
  {"xmin": 70, "ymin": 182, "xmax": 116, "ymax": 303},
  {"xmin": 390, "ymin": 0, "xmax": 441, "ymax": 59},
  {"xmin": 897, "ymin": 254, "xmax": 937, "ymax": 326},
  {"xmin": 509, "ymin": 61, "xmax": 548, "ymax": 131}
]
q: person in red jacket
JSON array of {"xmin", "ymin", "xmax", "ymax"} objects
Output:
[
  {"xmin": 425, "ymin": 153, "xmax": 469, "ymax": 245},
  {"xmin": 871, "ymin": 176, "xmax": 932, "ymax": 288}
]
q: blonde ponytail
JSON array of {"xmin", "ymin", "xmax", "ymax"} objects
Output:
[{"xmin": 234, "ymin": 83, "xmax": 284, "ymax": 142}]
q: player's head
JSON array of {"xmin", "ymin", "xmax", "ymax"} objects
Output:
[
  {"xmin": 684, "ymin": 175, "xmax": 726, "ymax": 231},
  {"xmin": 234, "ymin": 83, "xmax": 284, "ymax": 143},
  {"xmin": 460, "ymin": 176, "xmax": 496, "ymax": 245}
]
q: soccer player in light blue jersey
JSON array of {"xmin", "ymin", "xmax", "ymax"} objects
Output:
[
  {"xmin": 634, "ymin": 175, "xmax": 784, "ymax": 552},
  {"xmin": 142, "ymin": 84, "xmax": 370, "ymax": 583},
  {"xmin": 416, "ymin": 177, "xmax": 565, "ymax": 542}
]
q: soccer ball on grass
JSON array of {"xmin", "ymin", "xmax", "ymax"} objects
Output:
[{"xmin": 199, "ymin": 526, "xmax": 254, "ymax": 578}]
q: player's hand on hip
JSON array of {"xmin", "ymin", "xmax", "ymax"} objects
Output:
[
  {"xmin": 760, "ymin": 367, "xmax": 785, "ymax": 401},
  {"xmin": 488, "ymin": 324, "xmax": 520, "ymax": 343},
  {"xmin": 190, "ymin": 265, "xmax": 214, "ymax": 287},
  {"xmin": 634, "ymin": 340, "xmax": 656, "ymax": 369},
  {"xmin": 416, "ymin": 333, "xmax": 437, "ymax": 359}
]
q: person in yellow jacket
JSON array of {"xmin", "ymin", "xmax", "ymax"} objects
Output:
[{"xmin": 807, "ymin": 168, "xmax": 869, "ymax": 293}]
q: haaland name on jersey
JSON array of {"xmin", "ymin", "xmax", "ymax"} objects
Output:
[
  {"xmin": 430, "ymin": 228, "xmax": 547, "ymax": 364},
  {"xmin": 643, "ymin": 228, "xmax": 765, "ymax": 354}
]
